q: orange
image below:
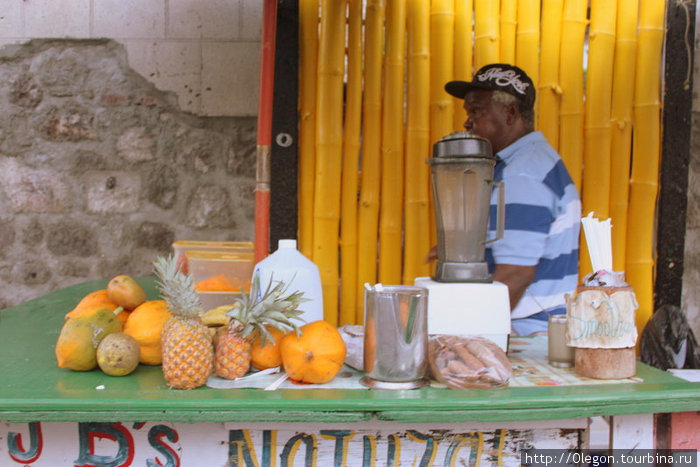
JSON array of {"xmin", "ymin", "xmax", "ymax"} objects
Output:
[
  {"xmin": 250, "ymin": 326, "xmax": 288, "ymax": 370},
  {"xmin": 280, "ymin": 320, "xmax": 346, "ymax": 384}
]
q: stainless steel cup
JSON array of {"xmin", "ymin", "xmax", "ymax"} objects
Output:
[
  {"xmin": 548, "ymin": 315, "xmax": 575, "ymax": 367},
  {"xmin": 362, "ymin": 285, "xmax": 429, "ymax": 389}
]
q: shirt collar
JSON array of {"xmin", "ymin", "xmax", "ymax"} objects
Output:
[{"xmin": 495, "ymin": 131, "xmax": 542, "ymax": 165}]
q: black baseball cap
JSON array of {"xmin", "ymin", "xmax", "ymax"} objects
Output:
[{"xmin": 445, "ymin": 63, "xmax": 535, "ymax": 109}]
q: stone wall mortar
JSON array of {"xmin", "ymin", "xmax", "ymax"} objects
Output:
[{"xmin": 0, "ymin": 39, "xmax": 255, "ymax": 309}]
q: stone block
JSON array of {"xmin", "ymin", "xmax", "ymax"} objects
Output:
[
  {"xmin": 241, "ymin": 0, "xmax": 263, "ymax": 40},
  {"xmin": 47, "ymin": 221, "xmax": 97, "ymax": 257},
  {"xmin": 133, "ymin": 40, "xmax": 201, "ymax": 114},
  {"xmin": 0, "ymin": 158, "xmax": 71, "ymax": 213},
  {"xmin": 0, "ymin": 2, "xmax": 23, "ymax": 38},
  {"xmin": 11, "ymin": 259, "xmax": 51, "ymax": 285},
  {"xmin": 186, "ymin": 184, "xmax": 235, "ymax": 228},
  {"xmin": 86, "ymin": 171, "xmax": 141, "ymax": 214},
  {"xmin": 21, "ymin": 219, "xmax": 44, "ymax": 246},
  {"xmin": 93, "ymin": 0, "xmax": 165, "ymax": 39},
  {"xmin": 117, "ymin": 127, "xmax": 155, "ymax": 162},
  {"xmin": 169, "ymin": 0, "xmax": 239, "ymax": 40},
  {"xmin": 146, "ymin": 165, "xmax": 179, "ymax": 209},
  {"xmin": 201, "ymin": 42, "xmax": 259, "ymax": 116},
  {"xmin": 136, "ymin": 222, "xmax": 175, "ymax": 252},
  {"xmin": 41, "ymin": 106, "xmax": 96, "ymax": 142},
  {"xmin": 24, "ymin": 0, "xmax": 90, "ymax": 38},
  {"xmin": 0, "ymin": 222, "xmax": 15, "ymax": 251}
]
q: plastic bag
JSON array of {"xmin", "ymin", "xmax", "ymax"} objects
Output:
[
  {"xmin": 641, "ymin": 304, "xmax": 700, "ymax": 370},
  {"xmin": 339, "ymin": 325, "xmax": 364, "ymax": 371},
  {"xmin": 428, "ymin": 335, "xmax": 512, "ymax": 389}
]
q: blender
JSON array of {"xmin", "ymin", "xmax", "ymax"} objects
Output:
[{"xmin": 414, "ymin": 131, "xmax": 511, "ymax": 350}]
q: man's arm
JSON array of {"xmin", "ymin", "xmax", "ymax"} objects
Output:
[{"xmin": 492, "ymin": 263, "xmax": 536, "ymax": 310}]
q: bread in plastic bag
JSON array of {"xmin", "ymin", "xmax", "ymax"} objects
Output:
[{"xmin": 428, "ymin": 335, "xmax": 512, "ymax": 389}]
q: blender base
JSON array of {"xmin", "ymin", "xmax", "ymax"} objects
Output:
[{"xmin": 415, "ymin": 277, "xmax": 511, "ymax": 351}]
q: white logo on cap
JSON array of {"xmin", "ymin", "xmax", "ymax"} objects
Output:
[{"xmin": 476, "ymin": 67, "xmax": 529, "ymax": 95}]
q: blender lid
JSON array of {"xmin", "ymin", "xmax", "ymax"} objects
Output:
[{"xmin": 431, "ymin": 131, "xmax": 495, "ymax": 160}]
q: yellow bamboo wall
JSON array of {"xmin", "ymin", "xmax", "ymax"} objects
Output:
[{"xmin": 298, "ymin": 0, "xmax": 667, "ymax": 330}]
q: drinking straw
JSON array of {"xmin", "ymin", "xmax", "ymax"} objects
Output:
[{"xmin": 581, "ymin": 212, "xmax": 613, "ymax": 272}]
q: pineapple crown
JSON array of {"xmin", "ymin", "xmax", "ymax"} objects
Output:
[
  {"xmin": 153, "ymin": 254, "xmax": 203, "ymax": 319},
  {"xmin": 227, "ymin": 273, "xmax": 308, "ymax": 344}
]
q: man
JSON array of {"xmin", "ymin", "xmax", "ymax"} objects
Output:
[{"xmin": 445, "ymin": 63, "xmax": 581, "ymax": 336}]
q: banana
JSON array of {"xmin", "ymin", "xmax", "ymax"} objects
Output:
[{"xmin": 201, "ymin": 304, "xmax": 237, "ymax": 327}]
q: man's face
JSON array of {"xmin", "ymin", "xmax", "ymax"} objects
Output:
[{"xmin": 462, "ymin": 89, "xmax": 511, "ymax": 153}]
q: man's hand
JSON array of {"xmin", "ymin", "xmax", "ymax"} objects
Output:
[{"xmin": 492, "ymin": 264, "xmax": 536, "ymax": 310}]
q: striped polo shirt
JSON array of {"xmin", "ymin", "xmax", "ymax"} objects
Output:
[{"xmin": 485, "ymin": 131, "xmax": 581, "ymax": 320}]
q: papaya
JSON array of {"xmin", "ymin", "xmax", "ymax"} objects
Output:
[
  {"xmin": 65, "ymin": 289, "xmax": 130, "ymax": 326},
  {"xmin": 55, "ymin": 306, "xmax": 123, "ymax": 371},
  {"xmin": 107, "ymin": 275, "xmax": 147, "ymax": 310},
  {"xmin": 123, "ymin": 300, "xmax": 172, "ymax": 365}
]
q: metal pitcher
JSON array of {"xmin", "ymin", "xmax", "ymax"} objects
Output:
[{"xmin": 361, "ymin": 285, "xmax": 429, "ymax": 389}]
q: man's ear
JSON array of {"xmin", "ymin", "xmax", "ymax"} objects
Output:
[{"xmin": 505, "ymin": 102, "xmax": 519, "ymax": 125}]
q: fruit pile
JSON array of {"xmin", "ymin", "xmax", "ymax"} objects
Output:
[{"xmin": 55, "ymin": 256, "xmax": 347, "ymax": 390}]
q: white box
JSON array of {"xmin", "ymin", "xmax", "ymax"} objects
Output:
[{"xmin": 414, "ymin": 277, "xmax": 511, "ymax": 351}]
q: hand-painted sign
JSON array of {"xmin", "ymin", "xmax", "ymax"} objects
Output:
[{"xmin": 1, "ymin": 420, "xmax": 583, "ymax": 466}]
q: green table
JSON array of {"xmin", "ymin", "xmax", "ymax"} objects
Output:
[
  {"xmin": 0, "ymin": 276, "xmax": 698, "ymax": 424},
  {"xmin": 0, "ymin": 278, "xmax": 698, "ymax": 465}
]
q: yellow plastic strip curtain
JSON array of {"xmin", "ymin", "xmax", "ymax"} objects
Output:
[
  {"xmin": 297, "ymin": 0, "xmax": 667, "ymax": 327},
  {"xmin": 626, "ymin": 0, "xmax": 665, "ymax": 336},
  {"xmin": 609, "ymin": 0, "xmax": 639, "ymax": 272},
  {"xmin": 378, "ymin": 0, "xmax": 407, "ymax": 285},
  {"xmin": 403, "ymin": 0, "xmax": 431, "ymax": 285},
  {"xmin": 580, "ymin": 0, "xmax": 618, "ymax": 277},
  {"xmin": 312, "ymin": 0, "xmax": 347, "ymax": 325},
  {"xmin": 338, "ymin": 0, "xmax": 363, "ymax": 326},
  {"xmin": 298, "ymin": 0, "xmax": 318, "ymax": 258}
]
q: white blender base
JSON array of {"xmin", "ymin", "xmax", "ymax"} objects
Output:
[{"xmin": 414, "ymin": 277, "xmax": 511, "ymax": 351}]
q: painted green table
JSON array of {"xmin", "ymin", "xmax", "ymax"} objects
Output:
[{"xmin": 1, "ymin": 278, "xmax": 698, "ymax": 466}]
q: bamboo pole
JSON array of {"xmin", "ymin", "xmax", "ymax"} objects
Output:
[
  {"xmin": 453, "ymin": 0, "xmax": 473, "ymax": 131},
  {"xmin": 515, "ymin": 0, "xmax": 540, "ymax": 94},
  {"xmin": 626, "ymin": 0, "xmax": 665, "ymax": 334},
  {"xmin": 558, "ymin": 0, "xmax": 588, "ymax": 189},
  {"xmin": 379, "ymin": 0, "xmax": 407, "ymax": 285},
  {"xmin": 500, "ymin": 0, "xmax": 517, "ymax": 65},
  {"xmin": 403, "ymin": 0, "xmax": 431, "ymax": 285},
  {"xmin": 430, "ymin": 0, "xmax": 454, "ymax": 250},
  {"xmin": 474, "ymin": 0, "xmax": 500, "ymax": 69},
  {"xmin": 537, "ymin": 0, "xmax": 563, "ymax": 149},
  {"xmin": 580, "ymin": 0, "xmax": 617, "ymax": 277},
  {"xmin": 339, "ymin": 0, "xmax": 363, "ymax": 325},
  {"xmin": 356, "ymin": 0, "xmax": 386, "ymax": 323},
  {"xmin": 298, "ymin": 0, "xmax": 319, "ymax": 258},
  {"xmin": 312, "ymin": 0, "xmax": 347, "ymax": 325},
  {"xmin": 609, "ymin": 0, "xmax": 639, "ymax": 271}
]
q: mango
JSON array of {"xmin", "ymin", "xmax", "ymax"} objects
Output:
[
  {"xmin": 107, "ymin": 275, "xmax": 147, "ymax": 310},
  {"xmin": 55, "ymin": 307, "xmax": 123, "ymax": 371}
]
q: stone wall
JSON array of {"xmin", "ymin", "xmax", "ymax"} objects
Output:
[{"xmin": 0, "ymin": 40, "xmax": 256, "ymax": 309}]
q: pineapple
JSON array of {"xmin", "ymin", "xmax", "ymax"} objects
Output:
[
  {"xmin": 215, "ymin": 274, "xmax": 306, "ymax": 379},
  {"xmin": 153, "ymin": 255, "xmax": 214, "ymax": 389}
]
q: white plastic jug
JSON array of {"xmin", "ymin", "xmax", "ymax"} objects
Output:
[{"xmin": 252, "ymin": 239, "xmax": 324, "ymax": 323}]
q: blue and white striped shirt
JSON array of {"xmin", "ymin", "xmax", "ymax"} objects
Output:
[{"xmin": 485, "ymin": 131, "xmax": 581, "ymax": 319}]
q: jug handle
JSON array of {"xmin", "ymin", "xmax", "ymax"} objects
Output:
[{"xmin": 484, "ymin": 180, "xmax": 505, "ymax": 245}]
